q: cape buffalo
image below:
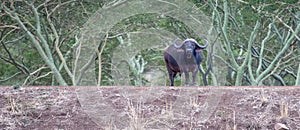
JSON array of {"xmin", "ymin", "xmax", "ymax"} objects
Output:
[{"xmin": 164, "ymin": 38, "xmax": 208, "ymax": 86}]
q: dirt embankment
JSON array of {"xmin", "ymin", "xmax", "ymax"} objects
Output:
[{"xmin": 0, "ymin": 86, "xmax": 299, "ymax": 130}]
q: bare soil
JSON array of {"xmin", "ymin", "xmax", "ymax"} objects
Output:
[{"xmin": 0, "ymin": 86, "xmax": 299, "ymax": 130}]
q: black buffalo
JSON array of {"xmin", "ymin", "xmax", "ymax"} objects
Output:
[{"xmin": 164, "ymin": 38, "xmax": 208, "ymax": 86}]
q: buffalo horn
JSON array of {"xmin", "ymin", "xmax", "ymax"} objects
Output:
[
  {"xmin": 174, "ymin": 38, "xmax": 209, "ymax": 49},
  {"xmin": 194, "ymin": 39, "xmax": 209, "ymax": 49},
  {"xmin": 173, "ymin": 38, "xmax": 184, "ymax": 48}
]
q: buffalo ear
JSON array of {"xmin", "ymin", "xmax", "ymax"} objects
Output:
[
  {"xmin": 195, "ymin": 46, "xmax": 203, "ymax": 50},
  {"xmin": 194, "ymin": 42, "xmax": 203, "ymax": 52}
]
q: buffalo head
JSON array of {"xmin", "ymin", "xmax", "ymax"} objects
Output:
[
  {"xmin": 164, "ymin": 38, "xmax": 208, "ymax": 86},
  {"xmin": 174, "ymin": 38, "xmax": 208, "ymax": 59}
]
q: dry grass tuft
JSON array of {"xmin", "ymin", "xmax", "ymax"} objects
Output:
[
  {"xmin": 280, "ymin": 101, "xmax": 289, "ymax": 120},
  {"xmin": 127, "ymin": 100, "xmax": 145, "ymax": 130},
  {"xmin": 260, "ymin": 90, "xmax": 268, "ymax": 106}
]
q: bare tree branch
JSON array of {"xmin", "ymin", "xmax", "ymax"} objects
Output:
[
  {"xmin": 44, "ymin": 3, "xmax": 74, "ymax": 85},
  {"xmin": 256, "ymin": 23, "xmax": 272, "ymax": 76},
  {"xmin": 2, "ymin": 1, "xmax": 67, "ymax": 86},
  {"xmin": 256, "ymin": 24, "xmax": 300, "ymax": 84},
  {"xmin": 0, "ymin": 28, "xmax": 30, "ymax": 75},
  {"xmin": 0, "ymin": 71, "xmax": 22, "ymax": 82},
  {"xmin": 96, "ymin": 32, "xmax": 108, "ymax": 86},
  {"xmin": 276, "ymin": 16, "xmax": 300, "ymax": 41},
  {"xmin": 22, "ymin": 66, "xmax": 48, "ymax": 86},
  {"xmin": 24, "ymin": 1, "xmax": 54, "ymax": 63},
  {"xmin": 220, "ymin": 0, "xmax": 239, "ymax": 69},
  {"xmin": 296, "ymin": 63, "xmax": 300, "ymax": 86}
]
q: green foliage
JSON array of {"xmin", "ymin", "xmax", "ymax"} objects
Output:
[
  {"xmin": 1, "ymin": 0, "xmax": 299, "ymax": 86},
  {"xmin": 0, "ymin": 0, "xmax": 108, "ymax": 86}
]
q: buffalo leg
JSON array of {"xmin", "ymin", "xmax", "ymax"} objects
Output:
[
  {"xmin": 192, "ymin": 71, "xmax": 198, "ymax": 86},
  {"xmin": 167, "ymin": 67, "xmax": 176, "ymax": 86},
  {"xmin": 172, "ymin": 72, "xmax": 177, "ymax": 86},
  {"xmin": 184, "ymin": 71, "xmax": 190, "ymax": 86},
  {"xmin": 168, "ymin": 72, "xmax": 174, "ymax": 86},
  {"xmin": 169, "ymin": 72, "xmax": 177, "ymax": 86}
]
